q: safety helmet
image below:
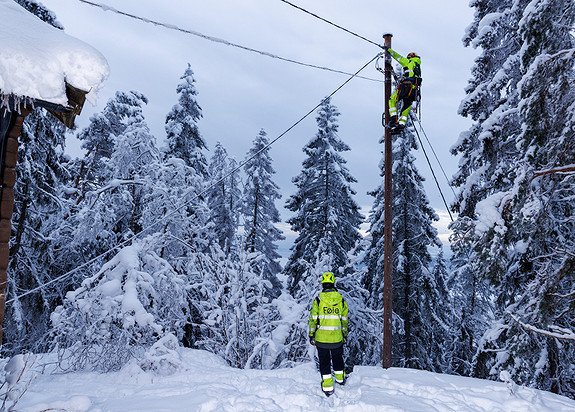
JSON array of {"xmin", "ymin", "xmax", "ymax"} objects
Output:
[
  {"xmin": 321, "ymin": 272, "xmax": 335, "ymax": 284},
  {"xmin": 407, "ymin": 52, "xmax": 419, "ymax": 59}
]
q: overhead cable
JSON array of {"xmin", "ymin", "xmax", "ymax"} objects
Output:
[
  {"xmin": 279, "ymin": 0, "xmax": 383, "ymax": 49},
  {"xmin": 6, "ymin": 54, "xmax": 381, "ymax": 304},
  {"xmin": 76, "ymin": 0, "xmax": 381, "ymax": 83},
  {"xmin": 412, "ymin": 117, "xmax": 457, "ymax": 199},
  {"xmin": 410, "ymin": 117, "xmax": 454, "ymax": 222}
]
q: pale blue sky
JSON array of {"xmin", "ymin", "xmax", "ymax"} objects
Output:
[{"xmin": 40, "ymin": 0, "xmax": 478, "ymax": 253}]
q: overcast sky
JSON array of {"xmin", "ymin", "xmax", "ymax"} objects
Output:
[{"xmin": 39, "ymin": 0, "xmax": 478, "ymax": 253}]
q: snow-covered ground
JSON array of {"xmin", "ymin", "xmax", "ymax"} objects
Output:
[{"xmin": 5, "ymin": 348, "xmax": 575, "ymax": 412}]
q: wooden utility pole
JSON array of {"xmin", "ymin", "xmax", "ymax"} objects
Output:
[{"xmin": 382, "ymin": 33, "xmax": 393, "ymax": 369}]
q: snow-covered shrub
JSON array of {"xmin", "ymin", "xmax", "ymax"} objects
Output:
[
  {"xmin": 197, "ymin": 249, "xmax": 284, "ymax": 369},
  {"xmin": 139, "ymin": 333, "xmax": 185, "ymax": 376},
  {"xmin": 0, "ymin": 354, "xmax": 37, "ymax": 411},
  {"xmin": 50, "ymin": 235, "xmax": 188, "ymax": 372}
]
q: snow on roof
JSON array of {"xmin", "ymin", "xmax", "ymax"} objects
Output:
[{"xmin": 0, "ymin": 0, "xmax": 109, "ymax": 107}]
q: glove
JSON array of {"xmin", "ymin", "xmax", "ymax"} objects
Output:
[
  {"xmin": 309, "ymin": 337, "xmax": 315, "ymax": 346},
  {"xmin": 382, "ymin": 45, "xmax": 390, "ymax": 51},
  {"xmin": 343, "ymin": 337, "xmax": 347, "ymax": 345}
]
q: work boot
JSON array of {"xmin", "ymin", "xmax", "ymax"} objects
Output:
[
  {"xmin": 388, "ymin": 115, "xmax": 398, "ymax": 128},
  {"xmin": 321, "ymin": 374, "xmax": 334, "ymax": 396},
  {"xmin": 334, "ymin": 370, "xmax": 346, "ymax": 385}
]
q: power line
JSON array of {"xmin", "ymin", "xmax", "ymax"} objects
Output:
[
  {"xmin": 76, "ymin": 0, "xmax": 381, "ymax": 83},
  {"xmin": 278, "ymin": 0, "xmax": 383, "ymax": 49},
  {"xmin": 410, "ymin": 117, "xmax": 454, "ymax": 222},
  {"xmin": 412, "ymin": 117, "xmax": 457, "ymax": 199},
  {"xmin": 386, "ymin": 70, "xmax": 456, "ymax": 220},
  {"xmin": 6, "ymin": 54, "xmax": 380, "ymax": 305}
]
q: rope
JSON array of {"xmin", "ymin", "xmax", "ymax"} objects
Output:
[
  {"xmin": 278, "ymin": 0, "xmax": 383, "ymax": 49},
  {"xmin": 6, "ymin": 54, "xmax": 381, "ymax": 305},
  {"xmin": 76, "ymin": 0, "xmax": 381, "ymax": 83},
  {"xmin": 410, "ymin": 117, "xmax": 454, "ymax": 222}
]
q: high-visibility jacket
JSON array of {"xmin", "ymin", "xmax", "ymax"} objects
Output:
[
  {"xmin": 309, "ymin": 288, "xmax": 348, "ymax": 348},
  {"xmin": 388, "ymin": 48, "xmax": 421, "ymax": 82}
]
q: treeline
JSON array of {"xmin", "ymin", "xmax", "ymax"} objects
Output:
[{"xmin": 4, "ymin": 0, "xmax": 575, "ymax": 400}]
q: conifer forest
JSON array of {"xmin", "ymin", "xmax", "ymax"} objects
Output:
[{"xmin": 3, "ymin": 0, "xmax": 575, "ymax": 401}]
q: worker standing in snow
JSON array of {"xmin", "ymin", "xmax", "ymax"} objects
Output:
[
  {"xmin": 309, "ymin": 272, "xmax": 349, "ymax": 397},
  {"xmin": 384, "ymin": 46, "xmax": 422, "ymax": 133}
]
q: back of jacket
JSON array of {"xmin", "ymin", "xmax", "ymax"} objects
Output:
[{"xmin": 309, "ymin": 288, "xmax": 348, "ymax": 348}]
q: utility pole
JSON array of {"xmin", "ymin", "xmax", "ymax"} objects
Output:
[{"xmin": 382, "ymin": 33, "xmax": 393, "ymax": 369}]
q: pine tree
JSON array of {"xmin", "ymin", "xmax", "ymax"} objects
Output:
[
  {"xmin": 242, "ymin": 129, "xmax": 284, "ymax": 296},
  {"xmin": 363, "ymin": 127, "xmax": 448, "ymax": 371},
  {"xmin": 165, "ymin": 63, "xmax": 207, "ymax": 176},
  {"xmin": 284, "ymin": 97, "xmax": 363, "ymax": 297}
]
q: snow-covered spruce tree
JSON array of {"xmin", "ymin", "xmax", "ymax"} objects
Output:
[
  {"xmin": 139, "ymin": 153, "xmax": 212, "ymax": 349},
  {"xmin": 207, "ymin": 142, "xmax": 241, "ymax": 254},
  {"xmin": 165, "ymin": 63, "xmax": 208, "ymax": 177},
  {"xmin": 197, "ymin": 247, "xmax": 282, "ymax": 369},
  {"xmin": 284, "ymin": 97, "xmax": 363, "ymax": 296},
  {"xmin": 3, "ymin": 109, "xmax": 70, "ymax": 356},
  {"xmin": 449, "ymin": 3, "xmax": 524, "ymax": 338},
  {"xmin": 58, "ymin": 91, "xmax": 154, "ymax": 266},
  {"xmin": 450, "ymin": 0, "xmax": 526, "ymax": 381},
  {"xmin": 469, "ymin": 0, "xmax": 575, "ymax": 398},
  {"xmin": 452, "ymin": 0, "xmax": 523, "ymax": 218},
  {"xmin": 445, "ymin": 217, "xmax": 492, "ymax": 377},
  {"xmin": 14, "ymin": 0, "xmax": 63, "ymax": 29},
  {"xmin": 363, "ymin": 127, "xmax": 448, "ymax": 371},
  {"xmin": 109, "ymin": 102, "xmax": 161, "ymax": 235},
  {"xmin": 70, "ymin": 91, "xmax": 148, "ymax": 205},
  {"xmin": 242, "ymin": 129, "xmax": 284, "ymax": 297},
  {"xmin": 278, "ymin": 98, "xmax": 362, "ymax": 367},
  {"xmin": 51, "ymin": 235, "xmax": 188, "ymax": 372}
]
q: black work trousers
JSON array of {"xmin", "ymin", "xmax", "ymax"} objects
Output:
[{"xmin": 317, "ymin": 345, "xmax": 344, "ymax": 376}]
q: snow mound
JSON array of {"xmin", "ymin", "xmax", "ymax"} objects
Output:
[
  {"xmin": 0, "ymin": 0, "xmax": 109, "ymax": 106},
  {"xmin": 11, "ymin": 348, "xmax": 575, "ymax": 411}
]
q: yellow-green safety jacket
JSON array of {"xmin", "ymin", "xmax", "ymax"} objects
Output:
[
  {"xmin": 309, "ymin": 288, "xmax": 348, "ymax": 348},
  {"xmin": 388, "ymin": 48, "xmax": 421, "ymax": 83}
]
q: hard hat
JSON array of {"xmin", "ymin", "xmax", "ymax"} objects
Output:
[
  {"xmin": 407, "ymin": 52, "xmax": 419, "ymax": 59},
  {"xmin": 321, "ymin": 272, "xmax": 335, "ymax": 284}
]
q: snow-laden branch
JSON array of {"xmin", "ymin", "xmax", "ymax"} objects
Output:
[
  {"xmin": 509, "ymin": 313, "xmax": 575, "ymax": 341},
  {"xmin": 532, "ymin": 164, "xmax": 575, "ymax": 179}
]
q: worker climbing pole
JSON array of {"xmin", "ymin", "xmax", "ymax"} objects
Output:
[{"xmin": 382, "ymin": 45, "xmax": 422, "ymax": 134}]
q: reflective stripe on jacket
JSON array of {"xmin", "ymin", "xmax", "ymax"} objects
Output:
[{"xmin": 309, "ymin": 288, "xmax": 348, "ymax": 344}]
